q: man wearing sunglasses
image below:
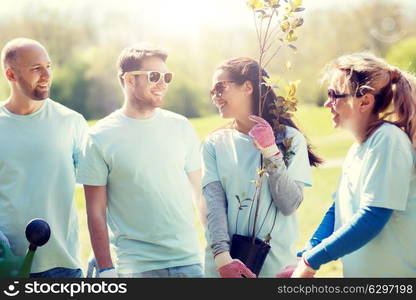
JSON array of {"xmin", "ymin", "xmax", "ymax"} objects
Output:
[{"xmin": 77, "ymin": 44, "xmax": 204, "ymax": 278}]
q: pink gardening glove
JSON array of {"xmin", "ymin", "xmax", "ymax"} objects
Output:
[
  {"xmin": 248, "ymin": 115, "xmax": 280, "ymax": 158},
  {"xmin": 218, "ymin": 260, "xmax": 257, "ymax": 278}
]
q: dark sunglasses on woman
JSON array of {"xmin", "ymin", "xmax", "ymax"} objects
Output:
[{"xmin": 210, "ymin": 80, "xmax": 235, "ymax": 98}]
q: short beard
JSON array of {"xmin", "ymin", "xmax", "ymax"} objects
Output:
[
  {"xmin": 131, "ymin": 91, "xmax": 161, "ymax": 111},
  {"xmin": 17, "ymin": 76, "xmax": 49, "ymax": 100},
  {"xmin": 33, "ymin": 87, "xmax": 49, "ymax": 100}
]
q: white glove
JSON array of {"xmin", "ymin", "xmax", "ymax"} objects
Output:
[
  {"xmin": 0, "ymin": 230, "xmax": 11, "ymax": 248},
  {"xmin": 86, "ymin": 255, "xmax": 99, "ymax": 278},
  {"xmin": 99, "ymin": 267, "xmax": 118, "ymax": 278}
]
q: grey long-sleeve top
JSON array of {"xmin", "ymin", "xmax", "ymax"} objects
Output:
[{"xmin": 203, "ymin": 154, "xmax": 304, "ymax": 256}]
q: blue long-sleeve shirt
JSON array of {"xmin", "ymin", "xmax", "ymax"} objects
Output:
[{"xmin": 299, "ymin": 202, "xmax": 393, "ymax": 270}]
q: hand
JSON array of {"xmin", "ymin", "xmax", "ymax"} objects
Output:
[
  {"xmin": 291, "ymin": 256, "xmax": 316, "ymax": 278},
  {"xmin": 276, "ymin": 258, "xmax": 301, "ymax": 278},
  {"xmin": 276, "ymin": 265, "xmax": 297, "ymax": 278},
  {"xmin": 215, "ymin": 251, "xmax": 256, "ymax": 278},
  {"xmin": 99, "ymin": 267, "xmax": 118, "ymax": 278},
  {"xmin": 0, "ymin": 230, "xmax": 11, "ymax": 248},
  {"xmin": 248, "ymin": 115, "xmax": 280, "ymax": 158},
  {"xmin": 86, "ymin": 255, "xmax": 99, "ymax": 278}
]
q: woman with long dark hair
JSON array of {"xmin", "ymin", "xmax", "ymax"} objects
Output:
[{"xmin": 201, "ymin": 57, "xmax": 321, "ymax": 277}]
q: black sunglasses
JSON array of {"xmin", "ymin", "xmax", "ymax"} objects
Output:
[
  {"xmin": 327, "ymin": 89, "xmax": 352, "ymax": 99},
  {"xmin": 327, "ymin": 89, "xmax": 352, "ymax": 105},
  {"xmin": 210, "ymin": 80, "xmax": 235, "ymax": 98}
]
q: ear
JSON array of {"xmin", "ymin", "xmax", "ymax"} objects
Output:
[
  {"xmin": 358, "ymin": 93, "xmax": 375, "ymax": 113},
  {"xmin": 5, "ymin": 68, "xmax": 16, "ymax": 82},
  {"xmin": 243, "ymin": 80, "xmax": 253, "ymax": 95},
  {"xmin": 124, "ymin": 73, "xmax": 136, "ymax": 88}
]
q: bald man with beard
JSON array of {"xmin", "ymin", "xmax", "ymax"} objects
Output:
[{"xmin": 0, "ymin": 38, "xmax": 87, "ymax": 278}]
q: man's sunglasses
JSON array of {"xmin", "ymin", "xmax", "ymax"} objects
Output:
[
  {"xmin": 210, "ymin": 80, "xmax": 235, "ymax": 97},
  {"xmin": 129, "ymin": 71, "xmax": 173, "ymax": 84},
  {"xmin": 327, "ymin": 89, "xmax": 352, "ymax": 105}
]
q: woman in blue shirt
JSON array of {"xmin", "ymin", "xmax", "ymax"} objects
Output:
[{"xmin": 287, "ymin": 53, "xmax": 416, "ymax": 277}]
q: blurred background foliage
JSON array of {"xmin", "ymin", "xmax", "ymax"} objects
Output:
[
  {"xmin": 2, "ymin": 0, "xmax": 415, "ymax": 277},
  {"xmin": 0, "ymin": 0, "xmax": 415, "ymax": 119}
]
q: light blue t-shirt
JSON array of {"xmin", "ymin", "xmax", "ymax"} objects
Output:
[
  {"xmin": 202, "ymin": 126, "xmax": 312, "ymax": 277},
  {"xmin": 334, "ymin": 123, "xmax": 416, "ymax": 277},
  {"xmin": 76, "ymin": 108, "xmax": 202, "ymax": 274},
  {"xmin": 0, "ymin": 99, "xmax": 87, "ymax": 273}
]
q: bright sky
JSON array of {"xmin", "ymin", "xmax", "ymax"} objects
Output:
[{"xmin": 2, "ymin": 0, "xmax": 415, "ymax": 36}]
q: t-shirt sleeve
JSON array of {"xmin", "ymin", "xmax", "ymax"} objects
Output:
[
  {"xmin": 359, "ymin": 134, "xmax": 413, "ymax": 211},
  {"xmin": 201, "ymin": 137, "xmax": 220, "ymax": 188},
  {"xmin": 72, "ymin": 114, "xmax": 89, "ymax": 171},
  {"xmin": 184, "ymin": 121, "xmax": 201, "ymax": 173},
  {"xmin": 76, "ymin": 134, "xmax": 108, "ymax": 186},
  {"xmin": 286, "ymin": 130, "xmax": 313, "ymax": 187}
]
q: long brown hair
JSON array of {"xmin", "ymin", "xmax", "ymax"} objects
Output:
[
  {"xmin": 323, "ymin": 53, "xmax": 416, "ymax": 148},
  {"xmin": 216, "ymin": 57, "xmax": 322, "ymax": 167}
]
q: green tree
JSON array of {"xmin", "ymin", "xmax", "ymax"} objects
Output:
[
  {"xmin": 164, "ymin": 80, "xmax": 202, "ymax": 118},
  {"xmin": 385, "ymin": 37, "xmax": 416, "ymax": 74},
  {"xmin": 79, "ymin": 45, "xmax": 123, "ymax": 120},
  {"xmin": 51, "ymin": 56, "xmax": 92, "ymax": 118}
]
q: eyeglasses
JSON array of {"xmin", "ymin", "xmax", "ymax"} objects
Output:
[
  {"xmin": 210, "ymin": 81, "xmax": 235, "ymax": 98},
  {"xmin": 128, "ymin": 70, "xmax": 173, "ymax": 84},
  {"xmin": 327, "ymin": 89, "xmax": 352, "ymax": 106}
]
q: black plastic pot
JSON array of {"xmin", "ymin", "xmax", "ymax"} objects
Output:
[{"xmin": 230, "ymin": 234, "xmax": 271, "ymax": 276}]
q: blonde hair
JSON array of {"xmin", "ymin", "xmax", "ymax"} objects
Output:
[{"xmin": 323, "ymin": 53, "xmax": 416, "ymax": 148}]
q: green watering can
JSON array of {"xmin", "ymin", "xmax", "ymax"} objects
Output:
[{"xmin": 0, "ymin": 219, "xmax": 51, "ymax": 278}]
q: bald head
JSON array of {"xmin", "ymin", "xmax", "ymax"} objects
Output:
[
  {"xmin": 1, "ymin": 38, "xmax": 52, "ymax": 100},
  {"xmin": 1, "ymin": 38, "xmax": 46, "ymax": 70}
]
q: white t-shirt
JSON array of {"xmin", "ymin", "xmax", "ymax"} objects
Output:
[
  {"xmin": 76, "ymin": 108, "xmax": 202, "ymax": 274},
  {"xmin": 0, "ymin": 99, "xmax": 87, "ymax": 273},
  {"xmin": 202, "ymin": 126, "xmax": 312, "ymax": 277},
  {"xmin": 335, "ymin": 123, "xmax": 416, "ymax": 277}
]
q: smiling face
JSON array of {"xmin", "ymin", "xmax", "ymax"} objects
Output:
[
  {"xmin": 211, "ymin": 69, "xmax": 252, "ymax": 119},
  {"xmin": 127, "ymin": 56, "xmax": 169, "ymax": 109},
  {"xmin": 8, "ymin": 44, "xmax": 52, "ymax": 101},
  {"xmin": 324, "ymin": 69, "xmax": 358, "ymax": 130}
]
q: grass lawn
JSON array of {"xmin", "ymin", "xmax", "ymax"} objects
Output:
[{"xmin": 78, "ymin": 104, "xmax": 352, "ymax": 277}]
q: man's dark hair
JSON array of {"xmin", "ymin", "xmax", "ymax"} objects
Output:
[{"xmin": 117, "ymin": 43, "xmax": 168, "ymax": 87}]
